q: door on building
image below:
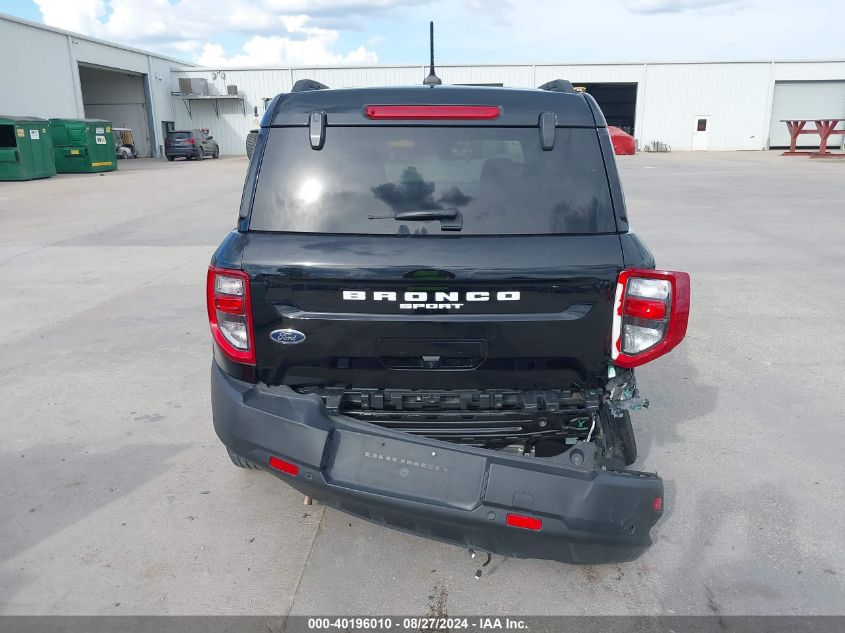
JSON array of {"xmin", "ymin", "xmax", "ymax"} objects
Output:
[
  {"xmin": 691, "ymin": 116, "xmax": 710, "ymax": 151},
  {"xmin": 161, "ymin": 121, "xmax": 174, "ymax": 157},
  {"xmin": 768, "ymin": 80, "xmax": 845, "ymax": 149},
  {"xmin": 572, "ymin": 83, "xmax": 638, "ymax": 136},
  {"xmin": 78, "ymin": 64, "xmax": 153, "ymax": 157}
]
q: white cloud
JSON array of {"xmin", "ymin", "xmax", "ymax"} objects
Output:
[
  {"xmin": 32, "ymin": 0, "xmax": 840, "ymax": 66},
  {"xmin": 343, "ymin": 46, "xmax": 380, "ymax": 64},
  {"xmin": 625, "ymin": 0, "xmax": 744, "ymax": 14},
  {"xmin": 169, "ymin": 40, "xmax": 204, "ymax": 54},
  {"xmin": 33, "ymin": 0, "xmax": 107, "ymax": 35},
  {"xmin": 197, "ymin": 17, "xmax": 378, "ymax": 67},
  {"xmin": 33, "ymin": 0, "xmax": 395, "ymax": 66},
  {"xmin": 197, "ymin": 29, "xmax": 378, "ymax": 68}
]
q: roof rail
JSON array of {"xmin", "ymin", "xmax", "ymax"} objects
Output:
[
  {"xmin": 537, "ymin": 79, "xmax": 576, "ymax": 94},
  {"xmin": 291, "ymin": 79, "xmax": 330, "ymax": 93}
]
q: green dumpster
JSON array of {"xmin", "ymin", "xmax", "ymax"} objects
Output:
[
  {"xmin": 0, "ymin": 115, "xmax": 56, "ymax": 181},
  {"xmin": 48, "ymin": 118, "xmax": 117, "ymax": 173}
]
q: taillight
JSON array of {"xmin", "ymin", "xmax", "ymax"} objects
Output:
[
  {"xmin": 206, "ymin": 266, "xmax": 255, "ymax": 364},
  {"xmin": 185, "ymin": 138, "xmax": 195, "ymax": 144},
  {"xmin": 612, "ymin": 268, "xmax": 690, "ymax": 368},
  {"xmin": 364, "ymin": 105, "xmax": 501, "ymax": 120}
]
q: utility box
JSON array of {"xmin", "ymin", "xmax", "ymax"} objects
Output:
[
  {"xmin": 48, "ymin": 118, "xmax": 117, "ymax": 173},
  {"xmin": 178, "ymin": 77, "xmax": 209, "ymax": 95},
  {"xmin": 0, "ymin": 115, "xmax": 56, "ymax": 181}
]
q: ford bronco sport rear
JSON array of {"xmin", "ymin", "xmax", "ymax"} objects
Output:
[{"xmin": 208, "ymin": 79, "xmax": 690, "ymax": 563}]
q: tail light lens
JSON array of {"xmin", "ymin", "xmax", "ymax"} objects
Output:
[
  {"xmin": 612, "ymin": 268, "xmax": 690, "ymax": 368},
  {"xmin": 185, "ymin": 138, "xmax": 195, "ymax": 144},
  {"xmin": 206, "ymin": 266, "xmax": 255, "ymax": 364}
]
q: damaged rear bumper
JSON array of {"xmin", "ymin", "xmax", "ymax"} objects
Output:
[{"xmin": 211, "ymin": 363, "xmax": 664, "ymax": 564}]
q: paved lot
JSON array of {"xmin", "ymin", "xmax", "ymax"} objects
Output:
[{"xmin": 0, "ymin": 153, "xmax": 843, "ymax": 616}]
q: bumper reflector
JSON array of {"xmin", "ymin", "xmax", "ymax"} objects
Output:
[
  {"xmin": 269, "ymin": 456, "xmax": 299, "ymax": 476},
  {"xmin": 506, "ymin": 513, "xmax": 542, "ymax": 531},
  {"xmin": 653, "ymin": 496, "xmax": 664, "ymax": 512}
]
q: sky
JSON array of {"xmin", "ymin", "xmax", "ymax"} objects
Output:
[{"xmin": 0, "ymin": 0, "xmax": 841, "ymax": 67}]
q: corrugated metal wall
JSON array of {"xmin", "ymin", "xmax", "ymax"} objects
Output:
[
  {"xmin": 636, "ymin": 63, "xmax": 774, "ymax": 151},
  {"xmin": 0, "ymin": 18, "xmax": 82, "ymax": 119},
  {"xmin": 0, "ymin": 15, "xmax": 189, "ymax": 157},
  {"xmin": 149, "ymin": 56, "xmax": 180, "ymax": 134},
  {"xmin": 170, "ymin": 66, "xmax": 427, "ymax": 154}
]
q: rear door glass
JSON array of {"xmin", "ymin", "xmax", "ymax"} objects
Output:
[{"xmin": 249, "ymin": 126, "xmax": 616, "ymax": 235}]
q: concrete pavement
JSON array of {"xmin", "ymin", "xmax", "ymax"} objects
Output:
[{"xmin": 0, "ymin": 152, "xmax": 842, "ymax": 615}]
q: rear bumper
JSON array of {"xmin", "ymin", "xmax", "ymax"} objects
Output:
[
  {"xmin": 211, "ymin": 362, "xmax": 664, "ymax": 563},
  {"xmin": 165, "ymin": 147, "xmax": 198, "ymax": 158}
]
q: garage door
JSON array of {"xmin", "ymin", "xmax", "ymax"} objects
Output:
[
  {"xmin": 79, "ymin": 65, "xmax": 152, "ymax": 157},
  {"xmin": 85, "ymin": 103, "xmax": 150, "ymax": 157},
  {"xmin": 768, "ymin": 81, "xmax": 845, "ymax": 148}
]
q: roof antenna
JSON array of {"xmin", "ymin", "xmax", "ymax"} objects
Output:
[{"xmin": 423, "ymin": 21, "xmax": 442, "ymax": 86}]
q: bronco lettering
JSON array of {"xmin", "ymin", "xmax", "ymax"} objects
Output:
[{"xmin": 342, "ymin": 289, "xmax": 520, "ymax": 311}]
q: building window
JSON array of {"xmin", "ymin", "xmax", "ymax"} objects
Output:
[{"xmin": 696, "ymin": 118, "xmax": 708, "ymax": 132}]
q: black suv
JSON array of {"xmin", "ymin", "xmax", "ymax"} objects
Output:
[
  {"xmin": 208, "ymin": 79, "xmax": 690, "ymax": 563},
  {"xmin": 165, "ymin": 129, "xmax": 219, "ymax": 161}
]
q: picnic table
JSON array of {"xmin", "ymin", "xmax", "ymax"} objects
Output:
[{"xmin": 781, "ymin": 119, "xmax": 845, "ymax": 157}]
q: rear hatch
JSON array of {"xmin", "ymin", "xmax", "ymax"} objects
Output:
[
  {"xmin": 242, "ymin": 122, "xmax": 624, "ymax": 392},
  {"xmin": 165, "ymin": 131, "xmax": 193, "ymax": 150}
]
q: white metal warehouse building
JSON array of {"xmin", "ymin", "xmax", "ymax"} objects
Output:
[{"xmin": 1, "ymin": 12, "xmax": 843, "ymax": 158}]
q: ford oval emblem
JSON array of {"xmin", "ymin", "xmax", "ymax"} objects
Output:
[{"xmin": 269, "ymin": 329, "xmax": 306, "ymax": 345}]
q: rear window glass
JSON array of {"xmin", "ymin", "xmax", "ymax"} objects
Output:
[
  {"xmin": 168, "ymin": 132, "xmax": 192, "ymax": 139},
  {"xmin": 248, "ymin": 126, "xmax": 615, "ymax": 235}
]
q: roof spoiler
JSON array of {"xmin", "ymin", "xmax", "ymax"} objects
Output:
[
  {"xmin": 291, "ymin": 79, "xmax": 329, "ymax": 93},
  {"xmin": 538, "ymin": 79, "xmax": 576, "ymax": 94}
]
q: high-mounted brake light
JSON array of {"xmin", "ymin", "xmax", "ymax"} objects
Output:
[
  {"xmin": 364, "ymin": 105, "xmax": 501, "ymax": 120},
  {"xmin": 611, "ymin": 268, "xmax": 690, "ymax": 368},
  {"xmin": 506, "ymin": 513, "xmax": 542, "ymax": 531},
  {"xmin": 206, "ymin": 266, "xmax": 255, "ymax": 364}
]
